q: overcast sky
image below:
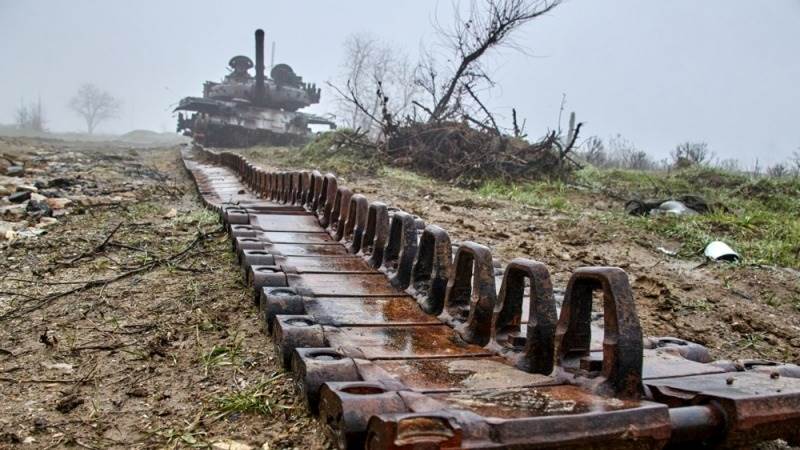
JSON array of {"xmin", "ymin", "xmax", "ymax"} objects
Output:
[{"xmin": 1, "ymin": 0, "xmax": 798, "ymax": 165}]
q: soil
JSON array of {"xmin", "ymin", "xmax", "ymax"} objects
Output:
[
  {"xmin": 240, "ymin": 147, "xmax": 800, "ymax": 365},
  {"xmin": 1, "ymin": 137, "xmax": 798, "ymax": 449},
  {"xmin": 0, "ymin": 138, "xmax": 329, "ymax": 449}
]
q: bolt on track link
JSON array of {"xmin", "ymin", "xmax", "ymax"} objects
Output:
[{"xmin": 182, "ymin": 144, "xmax": 800, "ymax": 450}]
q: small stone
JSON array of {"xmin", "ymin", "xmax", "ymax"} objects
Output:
[
  {"xmin": 212, "ymin": 440, "xmax": 253, "ymax": 450},
  {"xmin": 164, "ymin": 208, "xmax": 178, "ymax": 219},
  {"xmin": 23, "ymin": 436, "xmax": 36, "ymax": 444},
  {"xmin": 15, "ymin": 184, "xmax": 38, "ymax": 193},
  {"xmin": 6, "ymin": 165, "xmax": 24, "ymax": 177},
  {"xmin": 42, "ymin": 362, "xmax": 73, "ymax": 372},
  {"xmin": 126, "ymin": 387, "xmax": 148, "ymax": 398},
  {"xmin": 30, "ymin": 192, "xmax": 46, "ymax": 202},
  {"xmin": 55, "ymin": 394, "xmax": 83, "ymax": 413},
  {"xmin": 36, "ymin": 217, "xmax": 58, "ymax": 228},
  {"xmin": 26, "ymin": 200, "xmax": 53, "ymax": 217},
  {"xmin": 0, "ymin": 220, "xmax": 25, "ymax": 234},
  {"xmin": 46, "ymin": 197, "xmax": 72, "ymax": 209},
  {"xmin": 0, "ymin": 204, "xmax": 27, "ymax": 220},
  {"xmin": 726, "ymin": 376, "xmax": 735, "ymax": 385},
  {"xmin": 8, "ymin": 191, "xmax": 31, "ymax": 203}
]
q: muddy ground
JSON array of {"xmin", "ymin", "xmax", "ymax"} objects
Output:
[
  {"xmin": 1, "ymin": 137, "xmax": 798, "ymax": 449},
  {"xmin": 0, "ymin": 138, "xmax": 328, "ymax": 449},
  {"xmin": 240, "ymin": 146, "xmax": 800, "ymax": 365}
]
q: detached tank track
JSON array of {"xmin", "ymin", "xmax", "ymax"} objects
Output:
[{"xmin": 182, "ymin": 145, "xmax": 800, "ymax": 449}]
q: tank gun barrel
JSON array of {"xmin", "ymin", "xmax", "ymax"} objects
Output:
[{"xmin": 254, "ymin": 29, "xmax": 266, "ymax": 105}]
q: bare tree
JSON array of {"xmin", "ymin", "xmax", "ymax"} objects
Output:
[
  {"xmin": 14, "ymin": 98, "xmax": 46, "ymax": 132},
  {"xmin": 330, "ymin": 34, "xmax": 418, "ymax": 138},
  {"xmin": 716, "ymin": 158, "xmax": 740, "ymax": 173},
  {"xmin": 671, "ymin": 141, "xmax": 711, "ymax": 168},
  {"xmin": 766, "ymin": 163, "xmax": 789, "ymax": 178},
  {"xmin": 422, "ymin": 0, "xmax": 561, "ymax": 122},
  {"xmin": 791, "ymin": 151, "xmax": 800, "ymax": 178},
  {"xmin": 68, "ymin": 83, "xmax": 121, "ymax": 134},
  {"xmin": 580, "ymin": 136, "xmax": 607, "ymax": 167}
]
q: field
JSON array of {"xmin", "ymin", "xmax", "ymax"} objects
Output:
[
  {"xmin": 1, "ymin": 135, "xmax": 798, "ymax": 448},
  {"xmin": 238, "ymin": 137, "xmax": 800, "ymax": 364}
]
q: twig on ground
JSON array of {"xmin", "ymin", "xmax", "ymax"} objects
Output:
[
  {"xmin": 61, "ymin": 222, "xmax": 123, "ymax": 265},
  {"xmin": 0, "ymin": 226, "xmax": 225, "ymax": 322}
]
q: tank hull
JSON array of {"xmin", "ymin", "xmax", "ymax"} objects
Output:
[{"xmin": 176, "ymin": 97, "xmax": 334, "ymax": 147}]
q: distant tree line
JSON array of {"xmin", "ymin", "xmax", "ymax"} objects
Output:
[
  {"xmin": 10, "ymin": 84, "xmax": 121, "ymax": 135},
  {"xmin": 577, "ymin": 136, "xmax": 800, "ymax": 178}
]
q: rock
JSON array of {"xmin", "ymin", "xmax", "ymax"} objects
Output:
[
  {"xmin": 47, "ymin": 178, "xmax": 74, "ymax": 189},
  {"xmin": 0, "ymin": 220, "xmax": 26, "ymax": 235},
  {"xmin": 30, "ymin": 192, "xmax": 46, "ymax": 202},
  {"xmin": 3, "ymin": 229, "xmax": 17, "ymax": 241},
  {"xmin": 46, "ymin": 197, "xmax": 72, "ymax": 209},
  {"xmin": 55, "ymin": 394, "xmax": 83, "ymax": 413},
  {"xmin": 15, "ymin": 184, "xmax": 38, "ymax": 193},
  {"xmin": 0, "ymin": 185, "xmax": 11, "ymax": 196},
  {"xmin": 5, "ymin": 165, "xmax": 24, "ymax": 177},
  {"xmin": 0, "ymin": 204, "xmax": 27, "ymax": 220},
  {"xmin": 36, "ymin": 217, "xmax": 58, "ymax": 228},
  {"xmin": 42, "ymin": 362, "xmax": 73, "ymax": 373},
  {"xmin": 164, "ymin": 208, "xmax": 178, "ymax": 219},
  {"xmin": 8, "ymin": 191, "xmax": 31, "ymax": 203},
  {"xmin": 212, "ymin": 440, "xmax": 253, "ymax": 450},
  {"xmin": 26, "ymin": 200, "xmax": 53, "ymax": 217}
]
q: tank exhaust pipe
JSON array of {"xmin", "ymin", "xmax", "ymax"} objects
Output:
[{"xmin": 254, "ymin": 29, "xmax": 266, "ymax": 105}]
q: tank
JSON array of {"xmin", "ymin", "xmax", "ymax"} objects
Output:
[{"xmin": 175, "ymin": 29, "xmax": 335, "ymax": 147}]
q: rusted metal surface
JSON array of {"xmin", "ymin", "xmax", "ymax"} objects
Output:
[{"xmin": 182, "ymin": 145, "xmax": 800, "ymax": 450}]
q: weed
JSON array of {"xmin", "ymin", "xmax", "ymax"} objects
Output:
[
  {"xmin": 478, "ymin": 180, "xmax": 574, "ymax": 211},
  {"xmin": 211, "ymin": 372, "xmax": 292, "ymax": 419},
  {"xmin": 200, "ymin": 332, "xmax": 243, "ymax": 375},
  {"xmin": 154, "ymin": 427, "xmax": 208, "ymax": 449},
  {"xmin": 683, "ymin": 298, "xmax": 712, "ymax": 311},
  {"xmin": 738, "ymin": 332, "xmax": 765, "ymax": 351}
]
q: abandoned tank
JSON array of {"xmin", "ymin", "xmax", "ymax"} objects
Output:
[{"xmin": 175, "ymin": 29, "xmax": 334, "ymax": 147}]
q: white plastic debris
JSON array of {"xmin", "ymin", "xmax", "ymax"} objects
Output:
[
  {"xmin": 655, "ymin": 201, "xmax": 698, "ymax": 216},
  {"xmin": 704, "ymin": 241, "xmax": 740, "ymax": 262},
  {"xmin": 656, "ymin": 246, "xmax": 678, "ymax": 256}
]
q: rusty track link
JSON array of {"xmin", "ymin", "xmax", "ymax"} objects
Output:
[{"xmin": 182, "ymin": 145, "xmax": 800, "ymax": 449}]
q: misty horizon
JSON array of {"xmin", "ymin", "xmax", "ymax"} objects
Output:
[{"xmin": 1, "ymin": 0, "xmax": 798, "ymax": 166}]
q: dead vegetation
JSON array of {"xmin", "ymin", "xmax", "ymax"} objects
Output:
[{"xmin": 331, "ymin": 0, "xmax": 582, "ymax": 186}]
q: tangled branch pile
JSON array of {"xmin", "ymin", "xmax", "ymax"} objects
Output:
[{"xmin": 384, "ymin": 122, "xmax": 567, "ymax": 186}]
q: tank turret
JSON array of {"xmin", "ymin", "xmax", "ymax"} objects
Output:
[{"xmin": 175, "ymin": 28, "xmax": 334, "ymax": 147}]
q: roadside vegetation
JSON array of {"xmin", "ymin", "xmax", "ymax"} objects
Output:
[{"xmin": 242, "ymin": 130, "xmax": 800, "ymax": 270}]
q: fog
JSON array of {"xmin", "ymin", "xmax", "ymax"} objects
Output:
[{"xmin": 1, "ymin": 0, "xmax": 798, "ymax": 165}]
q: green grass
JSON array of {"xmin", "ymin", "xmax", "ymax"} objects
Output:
[
  {"xmin": 244, "ymin": 130, "xmax": 384, "ymax": 176},
  {"xmin": 576, "ymin": 167, "xmax": 800, "ymax": 267},
  {"xmin": 211, "ymin": 372, "xmax": 292, "ymax": 419},
  {"xmin": 200, "ymin": 332, "xmax": 243, "ymax": 375},
  {"xmin": 240, "ymin": 132, "xmax": 800, "ymax": 268},
  {"xmin": 477, "ymin": 180, "xmax": 574, "ymax": 212}
]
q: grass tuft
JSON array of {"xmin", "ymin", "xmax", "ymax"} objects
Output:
[{"xmin": 212, "ymin": 372, "xmax": 292, "ymax": 419}]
